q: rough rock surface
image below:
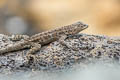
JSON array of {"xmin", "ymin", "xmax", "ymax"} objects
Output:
[{"xmin": 0, "ymin": 34, "xmax": 120, "ymax": 73}]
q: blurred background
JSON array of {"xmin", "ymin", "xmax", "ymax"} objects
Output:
[{"xmin": 0, "ymin": 0, "xmax": 120, "ymax": 36}]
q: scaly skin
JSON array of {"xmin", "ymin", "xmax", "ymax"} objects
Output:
[{"xmin": 0, "ymin": 21, "xmax": 88, "ymax": 58}]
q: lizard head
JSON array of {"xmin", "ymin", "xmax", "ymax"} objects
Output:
[
  {"xmin": 56, "ymin": 21, "xmax": 88, "ymax": 35},
  {"xmin": 73, "ymin": 21, "xmax": 88, "ymax": 31},
  {"xmin": 69, "ymin": 21, "xmax": 88, "ymax": 34}
]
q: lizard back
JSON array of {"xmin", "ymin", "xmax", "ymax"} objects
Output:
[{"xmin": 28, "ymin": 21, "xmax": 88, "ymax": 45}]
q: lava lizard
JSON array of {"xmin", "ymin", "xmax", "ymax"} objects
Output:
[{"xmin": 0, "ymin": 21, "xmax": 88, "ymax": 58}]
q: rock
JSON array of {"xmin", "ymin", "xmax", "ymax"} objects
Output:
[{"xmin": 0, "ymin": 34, "xmax": 120, "ymax": 73}]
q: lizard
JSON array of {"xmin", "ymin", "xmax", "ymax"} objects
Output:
[{"xmin": 0, "ymin": 21, "xmax": 88, "ymax": 59}]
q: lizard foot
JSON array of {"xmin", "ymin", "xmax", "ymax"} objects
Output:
[{"xmin": 26, "ymin": 54, "xmax": 36, "ymax": 64}]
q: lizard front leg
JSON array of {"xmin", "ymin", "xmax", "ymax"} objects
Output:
[
  {"xmin": 26, "ymin": 42, "xmax": 41, "ymax": 60},
  {"xmin": 59, "ymin": 35, "xmax": 68, "ymax": 46},
  {"xmin": 59, "ymin": 35, "xmax": 79, "ymax": 51}
]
